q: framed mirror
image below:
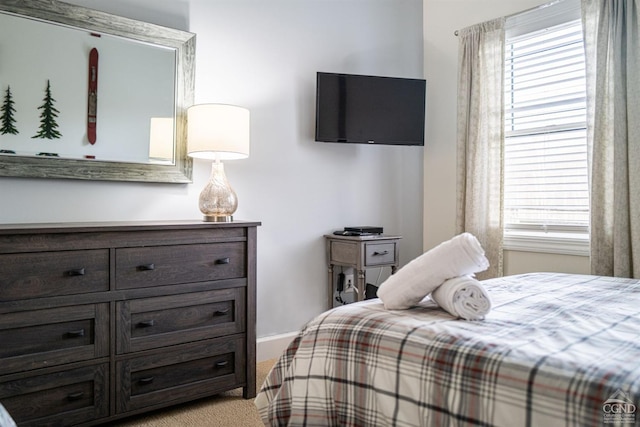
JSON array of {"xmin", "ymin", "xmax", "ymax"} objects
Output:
[{"xmin": 0, "ymin": 0, "xmax": 194, "ymax": 183}]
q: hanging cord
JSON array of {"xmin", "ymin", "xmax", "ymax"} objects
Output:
[
  {"xmin": 335, "ymin": 267, "xmax": 359, "ymax": 305},
  {"xmin": 335, "ymin": 269, "xmax": 345, "ymax": 304},
  {"xmin": 374, "ymin": 267, "xmax": 383, "ymax": 286}
]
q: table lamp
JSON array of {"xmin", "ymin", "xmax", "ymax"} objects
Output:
[
  {"xmin": 187, "ymin": 104, "xmax": 250, "ymax": 222},
  {"xmin": 149, "ymin": 117, "xmax": 174, "ymax": 163}
]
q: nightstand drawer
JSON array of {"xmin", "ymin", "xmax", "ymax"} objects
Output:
[
  {"xmin": 115, "ymin": 242, "xmax": 246, "ymax": 289},
  {"xmin": 0, "ymin": 304, "xmax": 109, "ymax": 375},
  {"xmin": 116, "ymin": 336, "xmax": 245, "ymax": 413},
  {"xmin": 0, "ymin": 250, "xmax": 109, "ymax": 301},
  {"xmin": 365, "ymin": 242, "xmax": 396, "ymax": 266},
  {"xmin": 117, "ymin": 288, "xmax": 245, "ymax": 354},
  {"xmin": 0, "ymin": 363, "xmax": 108, "ymax": 426}
]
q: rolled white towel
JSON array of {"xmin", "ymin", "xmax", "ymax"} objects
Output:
[
  {"xmin": 431, "ymin": 275, "xmax": 491, "ymax": 320},
  {"xmin": 377, "ymin": 232, "xmax": 489, "ymax": 309}
]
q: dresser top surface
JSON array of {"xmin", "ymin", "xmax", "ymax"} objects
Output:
[{"xmin": 0, "ymin": 219, "xmax": 261, "ymax": 235}]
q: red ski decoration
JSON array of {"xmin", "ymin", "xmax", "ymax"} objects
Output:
[{"xmin": 87, "ymin": 48, "xmax": 98, "ymax": 144}]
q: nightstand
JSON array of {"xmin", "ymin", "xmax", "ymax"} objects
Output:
[{"xmin": 325, "ymin": 234, "xmax": 401, "ymax": 309}]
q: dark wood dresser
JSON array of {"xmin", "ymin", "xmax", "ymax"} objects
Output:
[{"xmin": 0, "ymin": 220, "xmax": 259, "ymax": 426}]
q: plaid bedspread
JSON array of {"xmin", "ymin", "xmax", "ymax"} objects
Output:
[{"xmin": 255, "ymin": 273, "xmax": 640, "ymax": 426}]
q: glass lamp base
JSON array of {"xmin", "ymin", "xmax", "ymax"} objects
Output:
[{"xmin": 198, "ymin": 162, "xmax": 238, "ymax": 222}]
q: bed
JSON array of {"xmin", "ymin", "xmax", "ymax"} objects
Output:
[
  {"xmin": 0, "ymin": 403, "xmax": 16, "ymax": 427},
  {"xmin": 255, "ymin": 273, "xmax": 640, "ymax": 426}
]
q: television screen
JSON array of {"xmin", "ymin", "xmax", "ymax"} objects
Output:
[{"xmin": 315, "ymin": 72, "xmax": 426, "ymax": 146}]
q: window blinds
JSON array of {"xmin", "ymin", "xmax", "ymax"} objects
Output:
[{"xmin": 503, "ymin": 18, "xmax": 588, "ymax": 236}]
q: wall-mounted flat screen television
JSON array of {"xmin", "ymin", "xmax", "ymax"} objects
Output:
[{"xmin": 315, "ymin": 72, "xmax": 426, "ymax": 146}]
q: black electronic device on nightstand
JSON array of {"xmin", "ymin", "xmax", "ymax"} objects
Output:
[
  {"xmin": 344, "ymin": 226, "xmax": 383, "ymax": 234},
  {"xmin": 333, "ymin": 226, "xmax": 383, "ymax": 236}
]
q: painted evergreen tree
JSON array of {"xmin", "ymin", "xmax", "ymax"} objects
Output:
[
  {"xmin": 0, "ymin": 85, "xmax": 19, "ymax": 135},
  {"xmin": 32, "ymin": 79, "xmax": 62, "ymax": 139}
]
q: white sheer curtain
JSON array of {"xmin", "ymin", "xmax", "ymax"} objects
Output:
[
  {"xmin": 455, "ymin": 18, "xmax": 506, "ymax": 280},
  {"xmin": 582, "ymin": 0, "xmax": 640, "ymax": 277}
]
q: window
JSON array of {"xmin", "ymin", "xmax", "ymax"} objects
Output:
[{"xmin": 503, "ymin": 1, "xmax": 589, "ymax": 256}]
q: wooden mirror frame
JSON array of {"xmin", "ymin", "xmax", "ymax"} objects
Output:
[{"xmin": 0, "ymin": 0, "xmax": 195, "ymax": 183}]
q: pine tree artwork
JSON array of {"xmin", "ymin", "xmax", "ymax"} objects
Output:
[
  {"xmin": 0, "ymin": 85, "xmax": 19, "ymax": 135},
  {"xmin": 32, "ymin": 79, "xmax": 62, "ymax": 139}
]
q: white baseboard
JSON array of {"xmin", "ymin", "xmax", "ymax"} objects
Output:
[{"xmin": 257, "ymin": 331, "xmax": 298, "ymax": 362}]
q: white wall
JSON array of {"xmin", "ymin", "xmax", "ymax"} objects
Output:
[
  {"xmin": 422, "ymin": 0, "xmax": 590, "ymax": 275},
  {"xmin": 0, "ymin": 0, "xmax": 424, "ymax": 338}
]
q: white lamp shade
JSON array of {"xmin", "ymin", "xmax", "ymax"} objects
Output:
[
  {"xmin": 149, "ymin": 117, "xmax": 174, "ymax": 160},
  {"xmin": 187, "ymin": 104, "xmax": 250, "ymax": 160}
]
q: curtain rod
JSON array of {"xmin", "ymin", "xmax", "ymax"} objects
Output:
[{"xmin": 453, "ymin": 0, "xmax": 564, "ymax": 36}]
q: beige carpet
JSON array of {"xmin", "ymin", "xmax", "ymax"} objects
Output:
[{"xmin": 113, "ymin": 358, "xmax": 276, "ymax": 427}]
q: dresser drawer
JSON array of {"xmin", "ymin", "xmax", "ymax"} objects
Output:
[
  {"xmin": 0, "ymin": 304, "xmax": 109, "ymax": 375},
  {"xmin": 364, "ymin": 242, "xmax": 396, "ymax": 266},
  {"xmin": 115, "ymin": 242, "xmax": 246, "ymax": 289},
  {"xmin": 0, "ymin": 250, "xmax": 109, "ymax": 301},
  {"xmin": 116, "ymin": 288, "xmax": 245, "ymax": 354},
  {"xmin": 116, "ymin": 336, "xmax": 245, "ymax": 413},
  {"xmin": 0, "ymin": 363, "xmax": 108, "ymax": 427}
]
